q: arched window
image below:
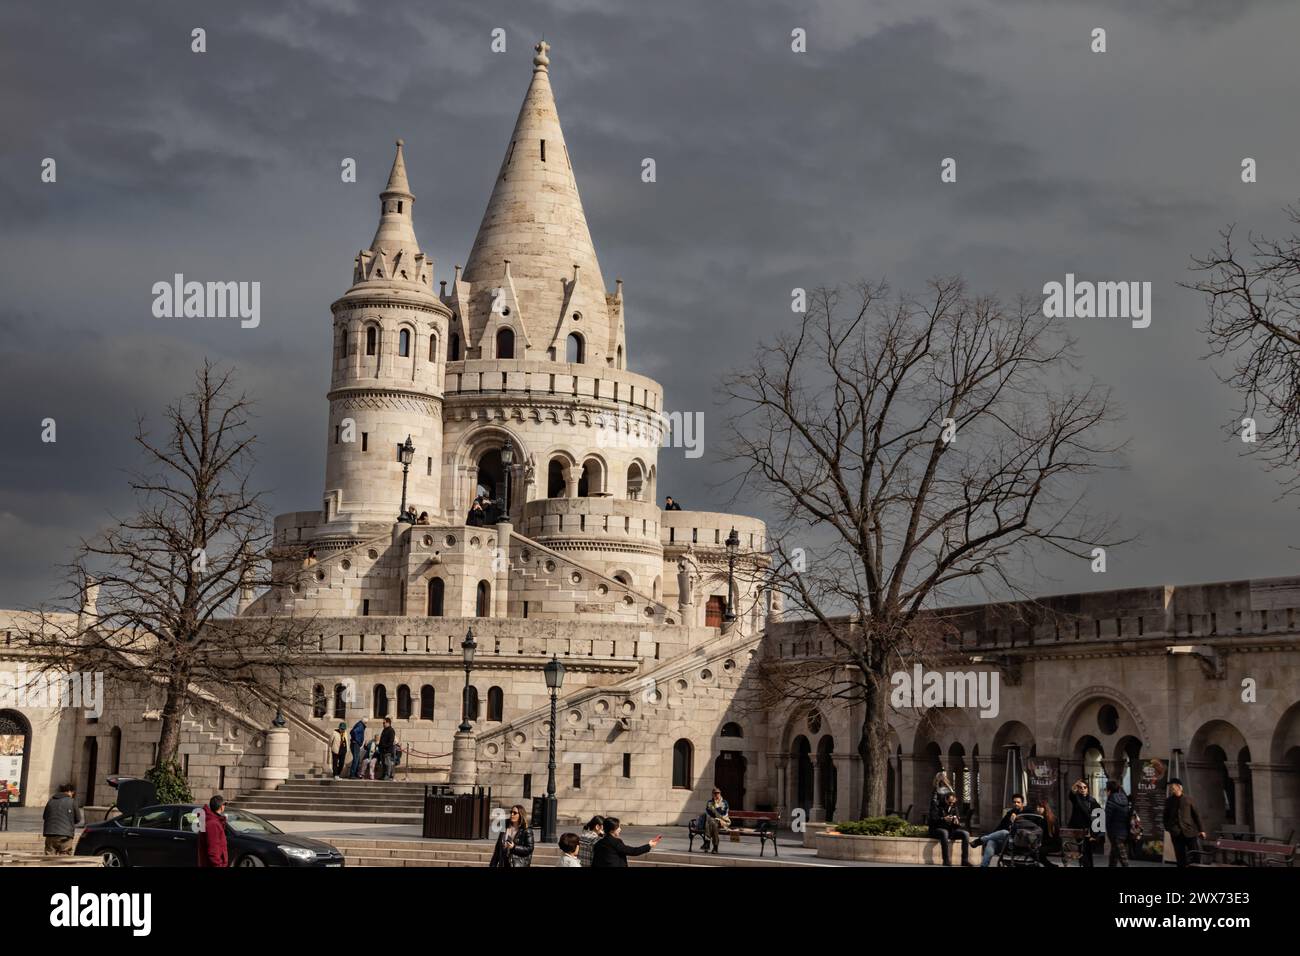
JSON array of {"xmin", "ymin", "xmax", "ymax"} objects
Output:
[
  {"xmin": 496, "ymin": 327, "xmax": 515, "ymax": 360},
  {"xmin": 312, "ymin": 684, "xmax": 327, "ymax": 718},
  {"xmin": 465, "ymin": 685, "xmax": 480, "ymax": 721},
  {"xmin": 428, "ymin": 334, "xmax": 438, "ymax": 361},
  {"xmin": 109, "ymin": 726, "xmax": 122, "ymax": 775},
  {"xmin": 721, "ymin": 722, "xmax": 743, "ymax": 738},
  {"xmin": 398, "ymin": 328, "xmax": 411, "ymax": 357},
  {"xmin": 672, "ymin": 739, "xmax": 694, "ymax": 789},
  {"xmin": 419, "ymin": 685, "xmax": 435, "ymax": 720},
  {"xmin": 397, "ymin": 684, "xmax": 413, "ymax": 719},
  {"xmin": 547, "ymin": 458, "xmax": 566, "ymax": 498},
  {"xmin": 626, "ymin": 462, "xmax": 644, "ymax": 500},
  {"xmin": 476, "ymin": 580, "xmax": 491, "ymax": 617},
  {"xmin": 427, "ymin": 578, "xmax": 444, "ymax": 617},
  {"xmin": 337, "ymin": 329, "xmax": 348, "ymax": 360},
  {"xmin": 578, "ymin": 458, "xmax": 604, "ymax": 496},
  {"xmin": 566, "ymin": 332, "xmax": 585, "ymax": 364},
  {"xmin": 449, "ymin": 333, "xmax": 461, "ymax": 361},
  {"xmin": 366, "ymin": 326, "xmax": 378, "ymax": 356},
  {"xmin": 333, "ymin": 684, "xmax": 348, "ymax": 719},
  {"xmin": 487, "ymin": 686, "xmax": 504, "ymax": 722},
  {"xmin": 617, "ymin": 344, "xmax": 624, "ymax": 369},
  {"xmin": 373, "ymin": 684, "xmax": 389, "ymax": 718}
]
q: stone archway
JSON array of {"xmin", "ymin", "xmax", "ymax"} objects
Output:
[
  {"xmin": 1190, "ymin": 719, "xmax": 1252, "ymax": 834},
  {"xmin": 452, "ymin": 426, "xmax": 531, "ymax": 518},
  {"xmin": 1269, "ymin": 702, "xmax": 1300, "ymax": 840}
]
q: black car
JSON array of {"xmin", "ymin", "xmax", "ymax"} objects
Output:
[{"xmin": 74, "ymin": 804, "xmax": 346, "ymax": 868}]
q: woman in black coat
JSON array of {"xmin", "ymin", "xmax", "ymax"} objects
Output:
[
  {"xmin": 1067, "ymin": 779, "xmax": 1100, "ymax": 867},
  {"xmin": 590, "ymin": 817, "xmax": 661, "ymax": 867},
  {"xmin": 489, "ymin": 804, "xmax": 534, "ymax": 867}
]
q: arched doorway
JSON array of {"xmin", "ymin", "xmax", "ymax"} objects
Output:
[
  {"xmin": 476, "ymin": 449, "xmax": 503, "ymax": 502},
  {"xmin": 792, "ymin": 735, "xmax": 813, "ymax": 816},
  {"xmin": 0, "ymin": 710, "xmax": 32, "ymax": 805},
  {"xmin": 817, "ymin": 736, "xmax": 837, "ymax": 821},
  {"xmin": 714, "ymin": 751, "xmax": 747, "ymax": 811},
  {"xmin": 1078, "ymin": 735, "xmax": 1109, "ymax": 799}
]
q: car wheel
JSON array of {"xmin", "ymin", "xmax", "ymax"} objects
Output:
[
  {"xmin": 101, "ymin": 848, "xmax": 126, "ymax": 868},
  {"xmin": 235, "ymin": 854, "xmax": 266, "ymax": 867}
]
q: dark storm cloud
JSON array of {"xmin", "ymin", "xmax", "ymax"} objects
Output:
[{"xmin": 1, "ymin": 0, "xmax": 1299, "ymax": 607}]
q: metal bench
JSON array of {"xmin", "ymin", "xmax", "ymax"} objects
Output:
[{"xmin": 688, "ymin": 810, "xmax": 781, "ymax": 856}]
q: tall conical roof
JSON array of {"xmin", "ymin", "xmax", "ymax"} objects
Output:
[
  {"xmin": 351, "ymin": 139, "xmax": 434, "ymax": 289},
  {"xmin": 458, "ymin": 42, "xmax": 618, "ymax": 364}
]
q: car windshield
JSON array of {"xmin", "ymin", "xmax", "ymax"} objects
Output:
[{"xmin": 224, "ymin": 810, "xmax": 281, "ymax": 834}]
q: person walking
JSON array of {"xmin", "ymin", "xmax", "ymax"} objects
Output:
[
  {"xmin": 926, "ymin": 771, "xmax": 973, "ymax": 866},
  {"xmin": 1162, "ymin": 778, "xmax": 1206, "ymax": 868},
  {"xmin": 489, "ymin": 805, "xmax": 534, "ymax": 867},
  {"xmin": 558, "ymin": 832, "xmax": 582, "ymax": 867},
  {"xmin": 330, "ymin": 722, "xmax": 348, "ymax": 779},
  {"xmin": 1104, "ymin": 780, "xmax": 1131, "ymax": 867},
  {"xmin": 378, "ymin": 718, "xmax": 396, "ymax": 781},
  {"xmin": 348, "ymin": 718, "xmax": 367, "ymax": 778},
  {"xmin": 197, "ymin": 795, "xmax": 229, "ymax": 868},
  {"xmin": 591, "ymin": 817, "xmax": 661, "ymax": 867},
  {"xmin": 578, "ymin": 815, "xmax": 604, "ymax": 867},
  {"xmin": 41, "ymin": 783, "xmax": 83, "ymax": 856}
]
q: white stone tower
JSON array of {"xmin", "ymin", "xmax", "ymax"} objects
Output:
[{"xmin": 318, "ymin": 141, "xmax": 451, "ymax": 544}]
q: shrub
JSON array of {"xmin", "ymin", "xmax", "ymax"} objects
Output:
[
  {"xmin": 832, "ymin": 815, "xmax": 929, "ymax": 838},
  {"xmin": 145, "ymin": 759, "xmax": 193, "ymax": 805}
]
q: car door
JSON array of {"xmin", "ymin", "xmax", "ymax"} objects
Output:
[
  {"xmin": 163, "ymin": 807, "xmax": 202, "ymax": 866},
  {"xmin": 121, "ymin": 806, "xmax": 177, "ymax": 866}
]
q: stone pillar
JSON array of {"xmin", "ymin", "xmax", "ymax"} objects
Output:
[
  {"xmin": 810, "ymin": 756, "xmax": 825, "ymax": 823},
  {"xmin": 494, "ymin": 521, "xmax": 512, "ymax": 618},
  {"xmin": 833, "ymin": 754, "xmax": 855, "ymax": 822},
  {"xmin": 449, "ymin": 730, "xmax": 478, "ymax": 794},
  {"xmin": 258, "ymin": 727, "xmax": 291, "ymax": 791},
  {"xmin": 1246, "ymin": 762, "xmax": 1286, "ymax": 839},
  {"xmin": 772, "ymin": 752, "xmax": 789, "ymax": 818}
]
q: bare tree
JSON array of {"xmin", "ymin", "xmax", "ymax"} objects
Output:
[
  {"xmin": 1188, "ymin": 206, "xmax": 1300, "ymax": 495},
  {"xmin": 23, "ymin": 362, "xmax": 313, "ymax": 768},
  {"xmin": 722, "ymin": 278, "xmax": 1123, "ymax": 818}
]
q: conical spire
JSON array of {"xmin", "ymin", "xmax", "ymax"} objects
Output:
[
  {"xmin": 461, "ymin": 41, "xmax": 615, "ymax": 362},
  {"xmin": 352, "ymin": 139, "xmax": 432, "ymax": 288}
]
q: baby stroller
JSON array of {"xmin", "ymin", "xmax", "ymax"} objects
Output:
[{"xmin": 996, "ymin": 812, "xmax": 1045, "ymax": 867}]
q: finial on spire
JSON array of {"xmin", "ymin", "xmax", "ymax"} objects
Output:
[
  {"xmin": 383, "ymin": 138, "xmax": 412, "ymax": 197},
  {"xmin": 533, "ymin": 40, "xmax": 550, "ymax": 72}
]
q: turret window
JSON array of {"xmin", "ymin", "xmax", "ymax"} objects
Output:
[
  {"xmin": 540, "ymin": 139, "xmax": 546, "ymax": 162},
  {"xmin": 429, "ymin": 334, "xmax": 438, "ymax": 361},
  {"xmin": 496, "ymin": 327, "xmax": 515, "ymax": 360},
  {"xmin": 366, "ymin": 326, "xmax": 377, "ymax": 356},
  {"xmin": 399, "ymin": 328, "xmax": 411, "ymax": 357},
  {"xmin": 566, "ymin": 332, "xmax": 584, "ymax": 364},
  {"xmin": 449, "ymin": 333, "xmax": 461, "ymax": 361}
]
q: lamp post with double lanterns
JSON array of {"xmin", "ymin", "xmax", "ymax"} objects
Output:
[
  {"xmin": 724, "ymin": 526, "xmax": 740, "ymax": 623},
  {"xmin": 500, "ymin": 437, "xmax": 514, "ymax": 520},
  {"xmin": 459, "ymin": 626, "xmax": 477, "ymax": 732},
  {"xmin": 540, "ymin": 654, "xmax": 566, "ymax": 843},
  {"xmin": 397, "ymin": 435, "xmax": 415, "ymax": 521}
]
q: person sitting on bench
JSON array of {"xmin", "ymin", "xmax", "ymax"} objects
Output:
[
  {"xmin": 973, "ymin": 792, "xmax": 1026, "ymax": 866},
  {"xmin": 927, "ymin": 772, "xmax": 973, "ymax": 866},
  {"xmin": 700, "ymin": 787, "xmax": 730, "ymax": 853}
]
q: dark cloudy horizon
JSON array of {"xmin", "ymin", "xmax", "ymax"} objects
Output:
[{"xmin": 2, "ymin": 0, "xmax": 1298, "ymax": 610}]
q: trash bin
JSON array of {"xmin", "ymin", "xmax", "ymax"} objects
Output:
[{"xmin": 422, "ymin": 785, "xmax": 492, "ymax": 839}]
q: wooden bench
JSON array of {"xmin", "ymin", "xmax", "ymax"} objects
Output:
[
  {"xmin": 1189, "ymin": 838, "xmax": 1296, "ymax": 867},
  {"xmin": 688, "ymin": 810, "xmax": 781, "ymax": 857}
]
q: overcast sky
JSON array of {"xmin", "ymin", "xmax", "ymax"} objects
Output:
[{"xmin": 1, "ymin": 0, "xmax": 1298, "ymax": 608}]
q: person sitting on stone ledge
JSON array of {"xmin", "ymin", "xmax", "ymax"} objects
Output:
[
  {"xmin": 399, "ymin": 506, "xmax": 417, "ymax": 524},
  {"xmin": 973, "ymin": 792, "xmax": 1026, "ymax": 867},
  {"xmin": 664, "ymin": 495, "xmax": 682, "ymax": 511},
  {"xmin": 416, "ymin": 511, "xmax": 430, "ymax": 525},
  {"xmin": 927, "ymin": 771, "xmax": 974, "ymax": 866}
]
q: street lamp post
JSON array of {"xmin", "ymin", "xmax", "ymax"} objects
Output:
[
  {"xmin": 397, "ymin": 434, "xmax": 416, "ymax": 520},
  {"xmin": 459, "ymin": 626, "xmax": 477, "ymax": 732},
  {"xmin": 500, "ymin": 438, "xmax": 514, "ymax": 520},
  {"xmin": 542, "ymin": 654, "xmax": 566, "ymax": 843},
  {"xmin": 724, "ymin": 526, "xmax": 740, "ymax": 623}
]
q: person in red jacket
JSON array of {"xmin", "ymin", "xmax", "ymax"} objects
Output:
[{"xmin": 197, "ymin": 795, "xmax": 229, "ymax": 867}]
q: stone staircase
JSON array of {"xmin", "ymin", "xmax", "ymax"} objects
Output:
[
  {"xmin": 329, "ymin": 837, "xmax": 820, "ymax": 867},
  {"xmin": 230, "ymin": 776, "xmax": 429, "ymax": 825}
]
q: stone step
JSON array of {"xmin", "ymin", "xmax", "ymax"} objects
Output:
[{"xmin": 232, "ymin": 808, "xmax": 423, "ymax": 824}]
